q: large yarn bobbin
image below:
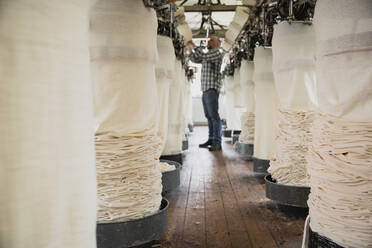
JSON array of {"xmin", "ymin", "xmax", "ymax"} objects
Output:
[
  {"xmin": 163, "ymin": 61, "xmax": 184, "ymax": 156},
  {"xmin": 239, "ymin": 60, "xmax": 255, "ymax": 144},
  {"xmin": 269, "ymin": 22, "xmax": 316, "ymax": 186},
  {"xmin": 156, "ymin": 35, "xmax": 175, "ymax": 151},
  {"xmin": 0, "ymin": 1, "xmax": 96, "ymax": 247},
  {"xmin": 307, "ymin": 1, "xmax": 372, "ymax": 247},
  {"xmin": 90, "ymin": 0, "xmax": 162, "ymax": 223},
  {"xmin": 224, "ymin": 75, "xmax": 242, "ymax": 131},
  {"xmin": 233, "ymin": 68, "xmax": 244, "ymax": 108},
  {"xmin": 253, "ymin": 47, "xmax": 278, "ymax": 161}
]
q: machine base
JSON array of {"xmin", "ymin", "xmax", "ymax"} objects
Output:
[
  {"xmin": 252, "ymin": 157, "xmax": 270, "ymax": 174},
  {"xmin": 309, "ymin": 227, "xmax": 345, "ymax": 248},
  {"xmin": 97, "ymin": 199, "xmax": 169, "ymax": 248},
  {"xmin": 265, "ymin": 175, "xmax": 310, "ymax": 208},
  {"xmin": 236, "ymin": 143, "xmax": 254, "ymax": 159},
  {"xmin": 160, "ymin": 153, "xmax": 183, "ymax": 165},
  {"xmin": 161, "ymin": 160, "xmax": 181, "ymax": 194}
]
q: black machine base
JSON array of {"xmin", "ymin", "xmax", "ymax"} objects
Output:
[
  {"xmin": 265, "ymin": 175, "xmax": 310, "ymax": 208},
  {"xmin": 252, "ymin": 157, "xmax": 270, "ymax": 174},
  {"xmin": 161, "ymin": 160, "xmax": 181, "ymax": 194},
  {"xmin": 182, "ymin": 139, "xmax": 189, "ymax": 151},
  {"xmin": 223, "ymin": 129, "xmax": 232, "ymax": 138},
  {"xmin": 236, "ymin": 143, "xmax": 254, "ymax": 160},
  {"xmin": 223, "ymin": 130, "xmax": 241, "ymax": 138},
  {"xmin": 309, "ymin": 228, "xmax": 345, "ymax": 248},
  {"xmin": 160, "ymin": 153, "xmax": 182, "ymax": 165},
  {"xmin": 97, "ymin": 199, "xmax": 169, "ymax": 248}
]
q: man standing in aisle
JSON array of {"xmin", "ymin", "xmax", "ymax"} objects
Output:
[{"xmin": 187, "ymin": 36, "xmax": 223, "ymax": 151}]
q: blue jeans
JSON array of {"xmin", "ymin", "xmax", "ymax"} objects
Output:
[{"xmin": 202, "ymin": 89, "xmax": 222, "ymax": 144}]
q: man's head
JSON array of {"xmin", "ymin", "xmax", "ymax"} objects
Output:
[{"xmin": 208, "ymin": 36, "xmax": 221, "ymax": 49}]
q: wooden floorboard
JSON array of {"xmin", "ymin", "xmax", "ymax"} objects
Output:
[{"xmin": 137, "ymin": 127, "xmax": 306, "ymax": 248}]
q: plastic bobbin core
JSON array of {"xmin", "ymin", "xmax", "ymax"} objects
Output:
[
  {"xmin": 265, "ymin": 175, "xmax": 310, "ymax": 208},
  {"xmin": 252, "ymin": 157, "xmax": 270, "ymax": 174},
  {"xmin": 97, "ymin": 198, "xmax": 169, "ymax": 248},
  {"xmin": 160, "ymin": 153, "xmax": 183, "ymax": 165},
  {"xmin": 160, "ymin": 159, "xmax": 181, "ymax": 195},
  {"xmin": 308, "ymin": 227, "xmax": 345, "ymax": 248},
  {"xmin": 223, "ymin": 129, "xmax": 232, "ymax": 138}
]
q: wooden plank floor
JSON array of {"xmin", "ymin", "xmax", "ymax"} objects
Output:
[{"xmin": 138, "ymin": 126, "xmax": 307, "ymax": 248}]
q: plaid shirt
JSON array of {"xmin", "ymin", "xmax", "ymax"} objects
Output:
[{"xmin": 189, "ymin": 47, "xmax": 223, "ymax": 92}]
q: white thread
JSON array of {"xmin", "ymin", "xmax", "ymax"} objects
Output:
[
  {"xmin": 160, "ymin": 162, "xmax": 176, "ymax": 173},
  {"xmin": 91, "ymin": 0, "xmax": 162, "ymax": 222},
  {"xmin": 0, "ymin": 1, "xmax": 97, "ymax": 247},
  {"xmin": 269, "ymin": 109, "xmax": 314, "ymax": 186},
  {"xmin": 253, "ymin": 47, "xmax": 278, "ymax": 160},
  {"xmin": 239, "ymin": 112, "xmax": 255, "ymax": 144},
  {"xmin": 307, "ymin": 113, "xmax": 372, "ymax": 247}
]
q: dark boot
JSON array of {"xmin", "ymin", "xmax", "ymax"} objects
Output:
[
  {"xmin": 199, "ymin": 139, "xmax": 213, "ymax": 148},
  {"xmin": 209, "ymin": 141, "xmax": 222, "ymax": 151}
]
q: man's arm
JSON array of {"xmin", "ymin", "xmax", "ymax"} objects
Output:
[
  {"xmin": 192, "ymin": 48, "xmax": 222, "ymax": 63},
  {"xmin": 189, "ymin": 47, "xmax": 203, "ymax": 64}
]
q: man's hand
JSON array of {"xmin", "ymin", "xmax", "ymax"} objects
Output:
[{"xmin": 186, "ymin": 40, "xmax": 195, "ymax": 52}]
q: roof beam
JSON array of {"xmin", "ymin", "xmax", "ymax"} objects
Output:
[{"xmin": 184, "ymin": 5, "xmax": 239, "ymax": 12}]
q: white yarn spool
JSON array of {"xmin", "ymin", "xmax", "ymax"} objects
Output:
[
  {"xmin": 225, "ymin": 22, "xmax": 242, "ymax": 43},
  {"xmin": 233, "ymin": 7, "xmax": 250, "ymax": 27},
  {"xmin": 272, "ymin": 22, "xmax": 317, "ymax": 111},
  {"xmin": 156, "ymin": 35, "xmax": 175, "ymax": 151},
  {"xmin": 239, "ymin": 112, "xmax": 255, "ymax": 144},
  {"xmin": 314, "ymin": 0, "xmax": 372, "ymax": 122},
  {"xmin": 91, "ymin": 0, "xmax": 162, "ymax": 222},
  {"xmin": 186, "ymin": 79, "xmax": 193, "ymax": 129},
  {"xmin": 307, "ymin": 1, "xmax": 372, "ymax": 246},
  {"xmin": 239, "ymin": 60, "xmax": 255, "ymax": 144},
  {"xmin": 269, "ymin": 22, "xmax": 316, "ymax": 187},
  {"xmin": 163, "ymin": 61, "xmax": 184, "ymax": 155},
  {"xmin": 219, "ymin": 91, "xmax": 227, "ymax": 121},
  {"xmin": 233, "ymin": 68, "xmax": 244, "ymax": 108},
  {"xmin": 224, "ymin": 76, "xmax": 243, "ymax": 130},
  {"xmin": 0, "ymin": 1, "xmax": 96, "ymax": 247},
  {"xmin": 177, "ymin": 22, "xmax": 193, "ymax": 44},
  {"xmin": 240, "ymin": 60, "xmax": 255, "ymax": 112},
  {"xmin": 180, "ymin": 73, "xmax": 188, "ymax": 137},
  {"xmin": 253, "ymin": 47, "xmax": 278, "ymax": 160}
]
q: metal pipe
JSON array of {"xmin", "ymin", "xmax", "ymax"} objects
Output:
[
  {"xmin": 289, "ymin": 0, "xmax": 294, "ymax": 21},
  {"xmin": 263, "ymin": 7, "xmax": 267, "ymax": 46},
  {"xmin": 170, "ymin": 3, "xmax": 174, "ymax": 39}
]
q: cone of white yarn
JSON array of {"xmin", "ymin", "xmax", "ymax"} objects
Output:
[
  {"xmin": 239, "ymin": 60, "xmax": 255, "ymax": 144},
  {"xmin": 180, "ymin": 73, "xmax": 189, "ymax": 137},
  {"xmin": 177, "ymin": 22, "xmax": 193, "ymax": 44},
  {"xmin": 186, "ymin": 79, "xmax": 193, "ymax": 130},
  {"xmin": 233, "ymin": 68, "xmax": 244, "ymax": 108},
  {"xmin": 307, "ymin": 1, "xmax": 372, "ymax": 247},
  {"xmin": 156, "ymin": 35, "xmax": 175, "ymax": 151},
  {"xmin": 163, "ymin": 61, "xmax": 184, "ymax": 155},
  {"xmin": 269, "ymin": 22, "xmax": 316, "ymax": 186},
  {"xmin": 253, "ymin": 47, "xmax": 278, "ymax": 160},
  {"xmin": 233, "ymin": 7, "xmax": 250, "ymax": 27},
  {"xmin": 0, "ymin": 1, "xmax": 97, "ymax": 247},
  {"xmin": 224, "ymin": 75, "xmax": 243, "ymax": 130},
  {"xmin": 90, "ymin": 0, "xmax": 162, "ymax": 222}
]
